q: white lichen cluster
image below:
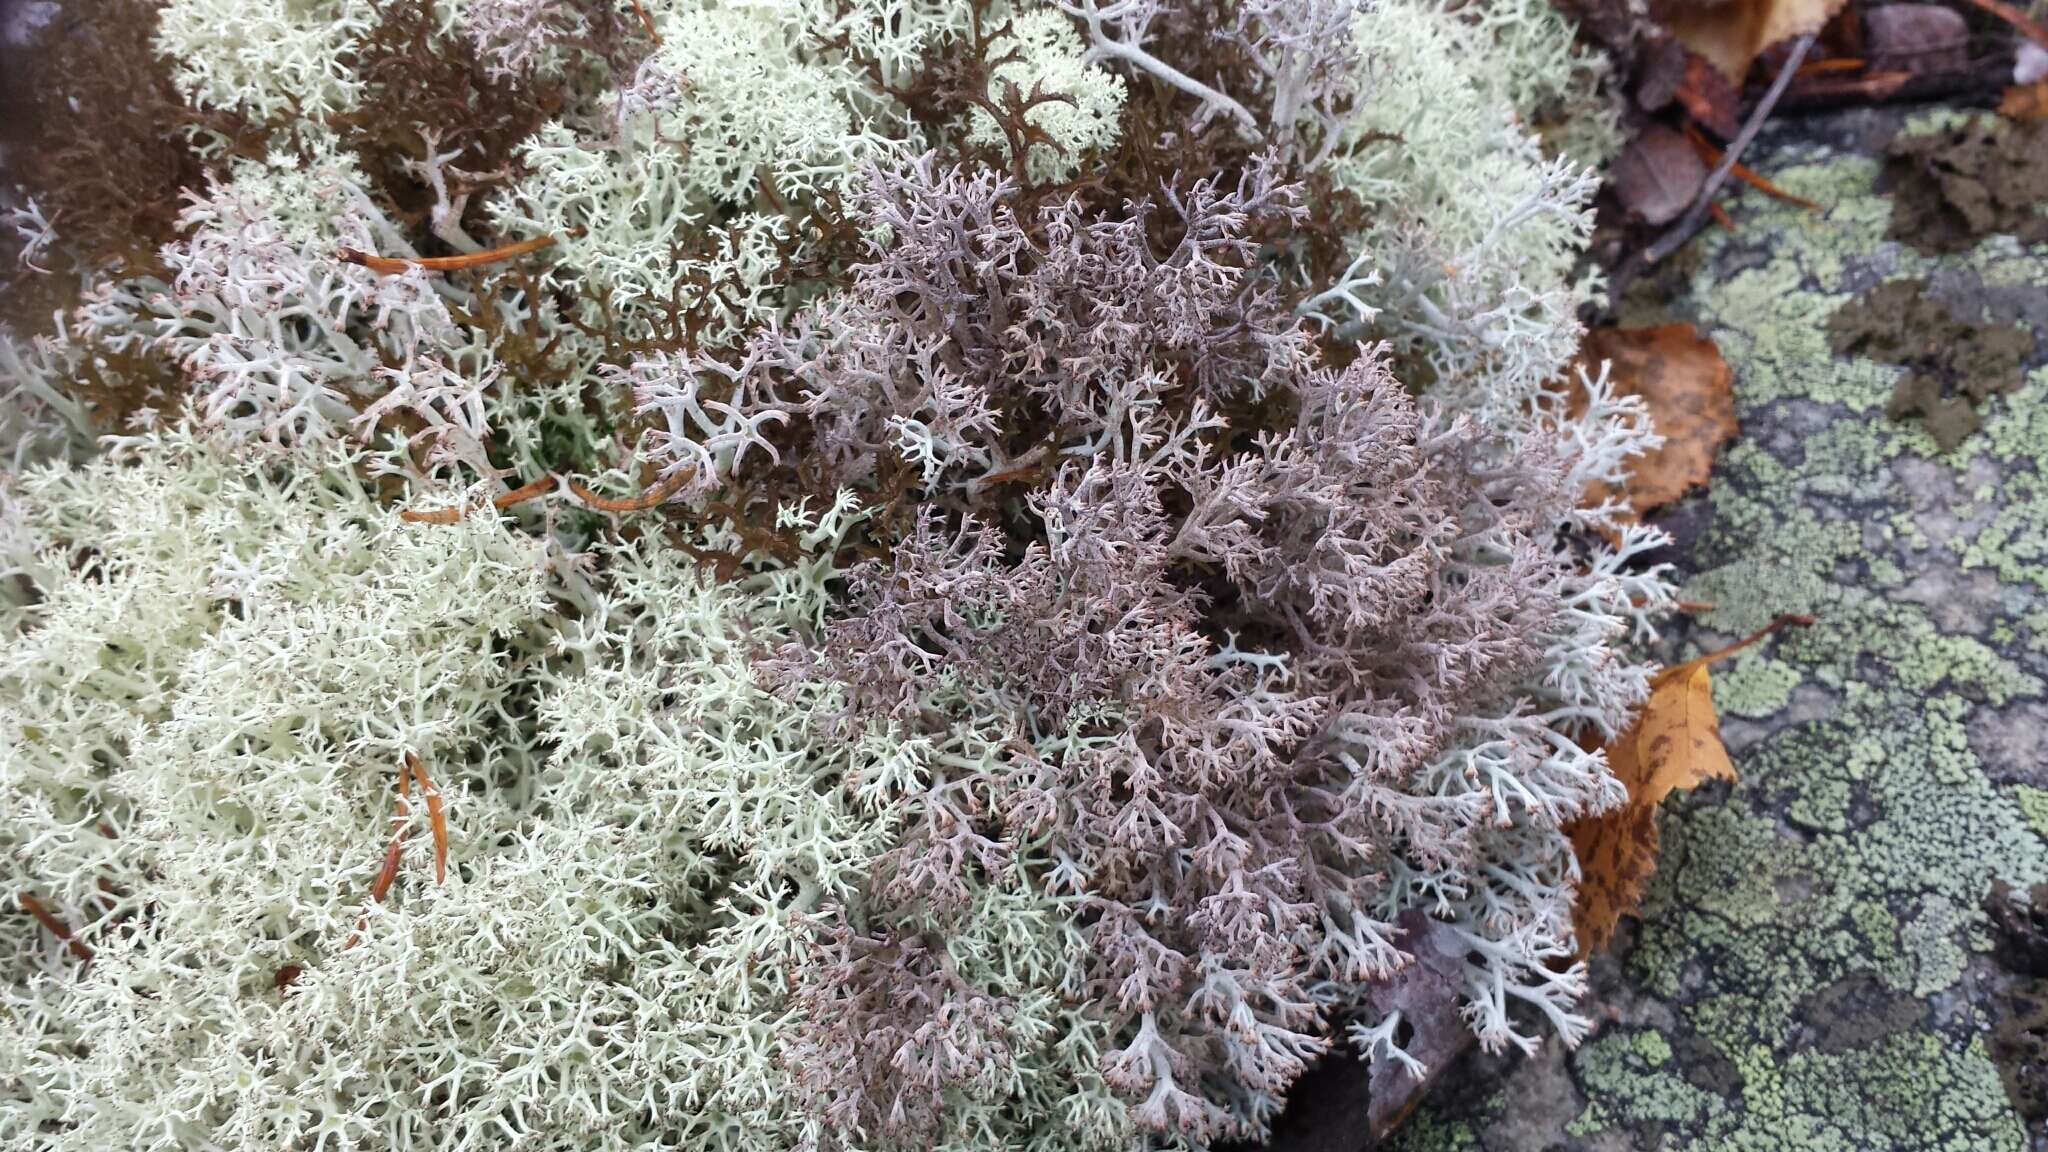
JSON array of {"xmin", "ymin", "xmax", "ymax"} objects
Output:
[
  {"xmin": 489, "ymin": 0, "xmax": 967, "ymax": 334},
  {"xmin": 156, "ymin": 0, "xmax": 377, "ymax": 120},
  {"xmin": 2, "ymin": 432, "xmax": 900, "ymax": 1150},
  {"xmin": 1319, "ymin": 0, "xmax": 1617, "ymax": 426},
  {"xmin": 0, "ymin": 1, "xmax": 1668, "ymax": 1147},
  {"xmin": 964, "ymin": 10, "xmax": 1127, "ymax": 182}
]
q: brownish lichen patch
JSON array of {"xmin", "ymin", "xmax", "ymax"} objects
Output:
[
  {"xmin": 1826, "ymin": 277, "xmax": 2033, "ymax": 450},
  {"xmin": 2, "ymin": 0, "xmax": 232, "ymax": 285},
  {"xmin": 1884, "ymin": 115, "xmax": 2048, "ymax": 255}
]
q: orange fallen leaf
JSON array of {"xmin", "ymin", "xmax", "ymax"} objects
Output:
[
  {"xmin": 1665, "ymin": 0, "xmax": 1851, "ymax": 81},
  {"xmin": 1577, "ymin": 324, "xmax": 1739, "ymax": 521},
  {"xmin": 2001, "ymin": 81, "xmax": 2048, "ymax": 121},
  {"xmin": 1569, "ymin": 614, "xmax": 1814, "ymax": 955}
]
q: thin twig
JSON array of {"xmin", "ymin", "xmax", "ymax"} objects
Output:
[{"xmin": 1644, "ymin": 33, "xmax": 1818, "ymax": 267}]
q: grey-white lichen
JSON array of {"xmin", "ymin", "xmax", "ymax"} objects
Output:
[{"xmin": 0, "ymin": 1, "xmax": 1664, "ymax": 1148}]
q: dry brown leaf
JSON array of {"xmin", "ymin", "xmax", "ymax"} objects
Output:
[
  {"xmin": 1665, "ymin": 0, "xmax": 1851, "ymax": 80},
  {"xmin": 2001, "ymin": 81, "xmax": 2048, "ymax": 121},
  {"xmin": 1568, "ymin": 615, "xmax": 1814, "ymax": 955},
  {"xmin": 1611, "ymin": 124, "xmax": 1710, "ymax": 226},
  {"xmin": 1578, "ymin": 324, "xmax": 1739, "ymax": 520}
]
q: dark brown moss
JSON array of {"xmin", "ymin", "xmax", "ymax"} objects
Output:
[
  {"xmin": 1884, "ymin": 115, "xmax": 2048, "ymax": 256},
  {"xmin": 332, "ymin": 1, "xmax": 611, "ymax": 248},
  {"xmin": 1986, "ymin": 880, "xmax": 2048, "ymax": 1122},
  {"xmin": 1827, "ymin": 276, "xmax": 2034, "ymax": 451},
  {"xmin": 0, "ymin": 0, "xmax": 229, "ymax": 337}
]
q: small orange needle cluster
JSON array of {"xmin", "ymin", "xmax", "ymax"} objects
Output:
[{"xmin": 345, "ymin": 753, "xmax": 450, "ymax": 948}]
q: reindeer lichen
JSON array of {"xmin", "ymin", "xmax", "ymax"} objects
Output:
[{"xmin": 0, "ymin": 2, "xmax": 1668, "ymax": 1148}]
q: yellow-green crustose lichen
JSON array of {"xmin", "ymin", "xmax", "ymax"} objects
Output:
[{"xmin": 1390, "ymin": 111, "xmax": 2048, "ymax": 1151}]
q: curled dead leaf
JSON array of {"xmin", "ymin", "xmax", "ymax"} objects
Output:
[
  {"xmin": 1612, "ymin": 124, "xmax": 1710, "ymax": 226},
  {"xmin": 1663, "ymin": 0, "xmax": 1851, "ymax": 80},
  {"xmin": 1568, "ymin": 614, "xmax": 1814, "ymax": 956}
]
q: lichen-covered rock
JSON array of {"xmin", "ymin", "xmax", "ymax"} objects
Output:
[{"xmin": 1380, "ymin": 108, "xmax": 2048, "ymax": 1152}]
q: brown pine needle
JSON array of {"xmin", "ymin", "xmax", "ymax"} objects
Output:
[
  {"xmin": 398, "ymin": 474, "xmax": 555, "ymax": 524},
  {"xmin": 1794, "ymin": 57, "xmax": 1865, "ymax": 77},
  {"xmin": 1725, "ymin": 161, "xmax": 1821, "ymax": 210},
  {"xmin": 630, "ymin": 0, "xmax": 661, "ymax": 42},
  {"xmin": 19, "ymin": 892, "xmax": 93, "ymax": 961},
  {"xmin": 1684, "ymin": 124, "xmax": 1822, "ymax": 211},
  {"xmin": 367, "ymin": 839, "xmax": 404, "ymax": 906},
  {"xmin": 338, "ymin": 232, "xmax": 562, "ymax": 276},
  {"xmin": 1708, "ymin": 202, "xmax": 1736, "ymax": 231},
  {"xmin": 345, "ymin": 771, "xmax": 413, "ymax": 949},
  {"xmin": 1961, "ymin": 0, "xmax": 2048, "ymax": 51},
  {"xmin": 566, "ymin": 469, "xmax": 692, "ymax": 513},
  {"xmin": 1676, "ymin": 600, "xmax": 1719, "ymax": 614},
  {"xmin": 407, "ymin": 752, "xmax": 448, "ymax": 885}
]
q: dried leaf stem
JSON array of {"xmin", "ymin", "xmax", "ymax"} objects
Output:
[{"xmin": 1681, "ymin": 612, "xmax": 1817, "ymax": 672}]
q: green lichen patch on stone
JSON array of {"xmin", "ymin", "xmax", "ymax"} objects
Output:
[
  {"xmin": 1825, "ymin": 276, "xmax": 2033, "ymax": 451},
  {"xmin": 1401, "ymin": 112, "xmax": 2048, "ymax": 1152},
  {"xmin": 2016, "ymin": 786, "xmax": 2048, "ymax": 841}
]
